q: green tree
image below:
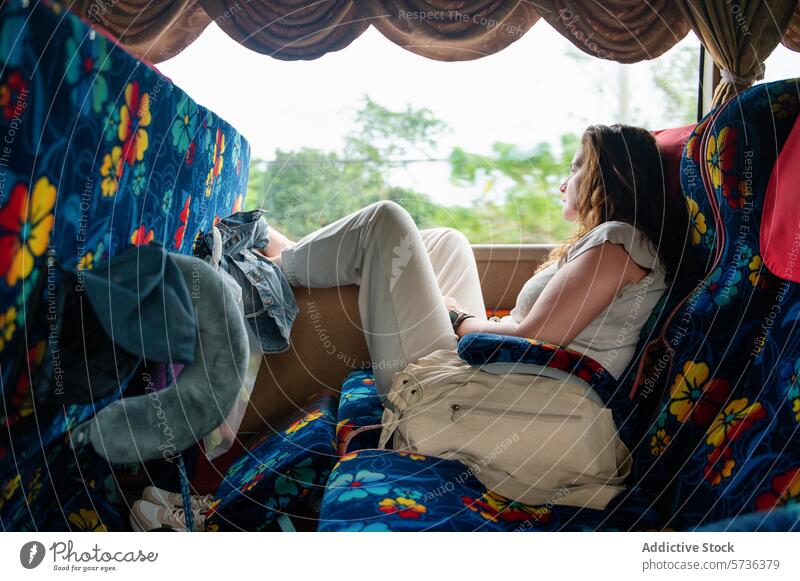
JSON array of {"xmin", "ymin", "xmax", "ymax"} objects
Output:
[
  {"xmin": 245, "ymin": 97, "xmax": 577, "ymax": 243},
  {"xmin": 245, "ymin": 97, "xmax": 448, "ymax": 238},
  {"xmin": 650, "ymin": 43, "xmax": 699, "ymax": 125},
  {"xmin": 448, "ymin": 134, "xmax": 578, "ymax": 242}
]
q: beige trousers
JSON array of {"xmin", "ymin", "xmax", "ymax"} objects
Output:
[{"xmin": 280, "ymin": 200, "xmax": 487, "ymax": 398}]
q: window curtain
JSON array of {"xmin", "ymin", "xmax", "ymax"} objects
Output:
[
  {"xmin": 351, "ymin": 0, "xmax": 540, "ymax": 61},
  {"xmin": 783, "ymin": 1, "xmax": 800, "ymax": 50},
  {"xmin": 65, "ymin": 0, "xmax": 799, "ymax": 91},
  {"xmin": 198, "ymin": 0, "xmax": 369, "ymax": 60},
  {"xmin": 68, "ymin": 0, "xmax": 212, "ymax": 62},
  {"xmin": 677, "ymin": 0, "xmax": 798, "ymax": 106},
  {"xmin": 535, "ymin": 0, "xmax": 690, "ymax": 63}
]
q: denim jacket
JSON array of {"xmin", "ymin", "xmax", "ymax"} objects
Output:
[{"xmin": 196, "ymin": 209, "xmax": 299, "ymax": 353}]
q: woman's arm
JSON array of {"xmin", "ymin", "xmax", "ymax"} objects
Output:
[{"xmin": 455, "ymin": 242, "xmax": 649, "ymax": 345}]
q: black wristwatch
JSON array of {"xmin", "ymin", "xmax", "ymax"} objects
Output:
[{"xmin": 448, "ymin": 308, "xmax": 476, "ymax": 331}]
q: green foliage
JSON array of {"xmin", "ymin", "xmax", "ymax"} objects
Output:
[
  {"xmin": 345, "ymin": 96, "xmax": 449, "ymax": 162},
  {"xmin": 448, "ymin": 134, "xmax": 579, "ymax": 242},
  {"xmin": 244, "ymin": 46, "xmax": 696, "ymax": 244},
  {"xmin": 650, "ymin": 43, "xmax": 699, "ymax": 125},
  {"xmin": 245, "ymin": 97, "xmax": 577, "ymax": 243}
]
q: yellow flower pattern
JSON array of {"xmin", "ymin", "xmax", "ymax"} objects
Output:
[
  {"xmin": 100, "ymin": 146, "xmax": 123, "ymax": 197},
  {"xmin": 378, "ymin": 495, "xmax": 427, "ymax": 518},
  {"xmin": 650, "ymin": 428, "xmax": 671, "ymax": 456},
  {"xmin": 68, "ymin": 508, "xmax": 108, "ymax": 532},
  {"xmin": 1, "ymin": 306, "xmax": 17, "ymax": 351},
  {"xmin": 77, "ymin": 251, "xmax": 94, "ymax": 271},
  {"xmin": 706, "ymin": 127, "xmax": 731, "ymax": 192},
  {"xmin": 686, "ymin": 197, "xmax": 707, "ymax": 246},
  {"xmin": 1, "ymin": 474, "xmax": 21, "ymax": 508},
  {"xmin": 669, "ymin": 361, "xmax": 710, "ymax": 423},
  {"xmin": 771, "ymin": 92, "xmax": 798, "ymax": 119},
  {"xmin": 747, "ymin": 254, "xmax": 762, "ymax": 286},
  {"xmin": 6, "ymin": 176, "xmax": 57, "ymax": 286},
  {"xmin": 118, "ymin": 81, "xmax": 151, "ymax": 164},
  {"xmin": 706, "ymin": 398, "xmax": 765, "ymax": 447},
  {"xmin": 285, "ymin": 410, "xmax": 324, "ymax": 435}
]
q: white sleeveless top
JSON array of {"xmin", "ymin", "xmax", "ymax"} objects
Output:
[{"xmin": 501, "ymin": 221, "xmax": 668, "ymax": 379}]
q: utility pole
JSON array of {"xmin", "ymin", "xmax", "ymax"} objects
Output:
[{"xmin": 619, "ymin": 65, "xmax": 630, "ymax": 124}]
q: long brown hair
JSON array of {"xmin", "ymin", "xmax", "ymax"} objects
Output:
[{"xmin": 537, "ymin": 124, "xmax": 689, "ymax": 282}]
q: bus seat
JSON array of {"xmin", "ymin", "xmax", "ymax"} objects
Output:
[
  {"xmin": 0, "ymin": 1, "xmax": 251, "ymax": 531},
  {"xmin": 626, "ymin": 77, "xmax": 800, "ymax": 530},
  {"xmin": 639, "ymin": 79, "xmax": 800, "ymax": 529},
  {"xmin": 654, "ymin": 123, "xmax": 697, "ymax": 209},
  {"xmin": 204, "ymin": 390, "xmax": 339, "ymax": 531},
  {"xmin": 318, "ymin": 77, "xmax": 800, "ymax": 531}
]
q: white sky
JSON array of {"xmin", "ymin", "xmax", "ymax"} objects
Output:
[{"xmin": 158, "ymin": 24, "xmax": 798, "ymax": 207}]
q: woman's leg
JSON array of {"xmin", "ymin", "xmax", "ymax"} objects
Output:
[
  {"xmin": 419, "ymin": 227, "xmax": 488, "ymax": 320},
  {"xmin": 279, "ymin": 201, "xmax": 458, "ymax": 399}
]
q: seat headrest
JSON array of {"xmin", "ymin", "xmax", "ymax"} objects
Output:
[
  {"xmin": 654, "ymin": 123, "xmax": 696, "ymax": 207},
  {"xmin": 761, "ymin": 111, "xmax": 800, "ymax": 282}
]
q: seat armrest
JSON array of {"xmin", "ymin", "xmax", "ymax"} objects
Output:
[{"xmin": 457, "ymin": 333, "xmax": 617, "ymax": 396}]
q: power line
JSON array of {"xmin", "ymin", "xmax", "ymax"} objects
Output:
[{"xmin": 253, "ymin": 158, "xmax": 453, "ymax": 166}]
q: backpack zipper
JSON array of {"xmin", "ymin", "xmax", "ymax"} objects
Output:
[{"xmin": 449, "ymin": 402, "xmax": 583, "ymax": 423}]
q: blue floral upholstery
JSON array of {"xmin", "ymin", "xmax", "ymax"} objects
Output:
[
  {"xmin": 323, "ymin": 364, "xmax": 665, "ymax": 531},
  {"xmin": 629, "ymin": 78, "xmax": 800, "ymax": 530},
  {"xmin": 319, "ymin": 449, "xmax": 663, "ymax": 531},
  {"xmin": 0, "ymin": 0, "xmax": 249, "ymax": 456},
  {"xmin": 0, "ymin": 0, "xmax": 249, "ymax": 529},
  {"xmin": 694, "ymin": 506, "xmax": 800, "ymax": 532},
  {"xmin": 206, "ymin": 392, "xmax": 339, "ymax": 531},
  {"xmin": 335, "ymin": 369, "xmax": 384, "ymax": 454},
  {"xmin": 0, "ymin": 435, "xmax": 124, "ymax": 531}
]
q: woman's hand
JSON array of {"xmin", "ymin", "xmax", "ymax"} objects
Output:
[{"xmin": 444, "ymin": 295, "xmax": 480, "ymax": 338}]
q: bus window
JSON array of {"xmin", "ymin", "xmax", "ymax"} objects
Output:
[{"xmin": 160, "ymin": 25, "xmax": 700, "ymax": 245}]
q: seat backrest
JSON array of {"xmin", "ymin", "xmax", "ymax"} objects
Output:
[
  {"xmin": 625, "ymin": 78, "xmax": 800, "ymax": 529},
  {"xmin": 0, "ymin": 1, "xmax": 249, "ymax": 467},
  {"xmin": 612, "ymin": 126, "xmax": 715, "ymax": 459}
]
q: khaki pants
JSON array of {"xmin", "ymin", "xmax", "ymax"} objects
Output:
[{"xmin": 280, "ymin": 200, "xmax": 487, "ymax": 398}]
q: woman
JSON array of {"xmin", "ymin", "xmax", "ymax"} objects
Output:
[{"xmin": 262, "ymin": 124, "xmax": 688, "ymax": 399}]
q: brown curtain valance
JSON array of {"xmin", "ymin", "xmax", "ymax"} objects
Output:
[
  {"xmin": 199, "ymin": 0, "xmax": 369, "ymax": 60},
  {"xmin": 69, "ymin": 0, "xmax": 212, "ymax": 62},
  {"xmin": 67, "ymin": 0, "xmax": 798, "ymax": 108},
  {"xmin": 537, "ymin": 0, "xmax": 691, "ymax": 63},
  {"xmin": 67, "ymin": 0, "xmax": 692, "ymax": 63},
  {"xmin": 353, "ymin": 0, "xmax": 540, "ymax": 61},
  {"xmin": 783, "ymin": 1, "xmax": 800, "ymax": 50}
]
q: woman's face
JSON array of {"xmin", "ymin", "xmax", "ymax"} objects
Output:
[{"xmin": 559, "ymin": 146, "xmax": 584, "ymax": 222}]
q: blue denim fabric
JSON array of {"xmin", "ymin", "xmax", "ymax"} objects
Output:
[{"xmin": 196, "ymin": 210, "xmax": 299, "ymax": 353}]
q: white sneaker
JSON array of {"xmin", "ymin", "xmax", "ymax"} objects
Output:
[
  {"xmin": 130, "ymin": 500, "xmax": 207, "ymax": 532},
  {"xmin": 142, "ymin": 485, "xmax": 213, "ymax": 512}
]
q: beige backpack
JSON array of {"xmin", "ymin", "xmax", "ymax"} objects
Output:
[{"xmin": 378, "ymin": 349, "xmax": 632, "ymax": 510}]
